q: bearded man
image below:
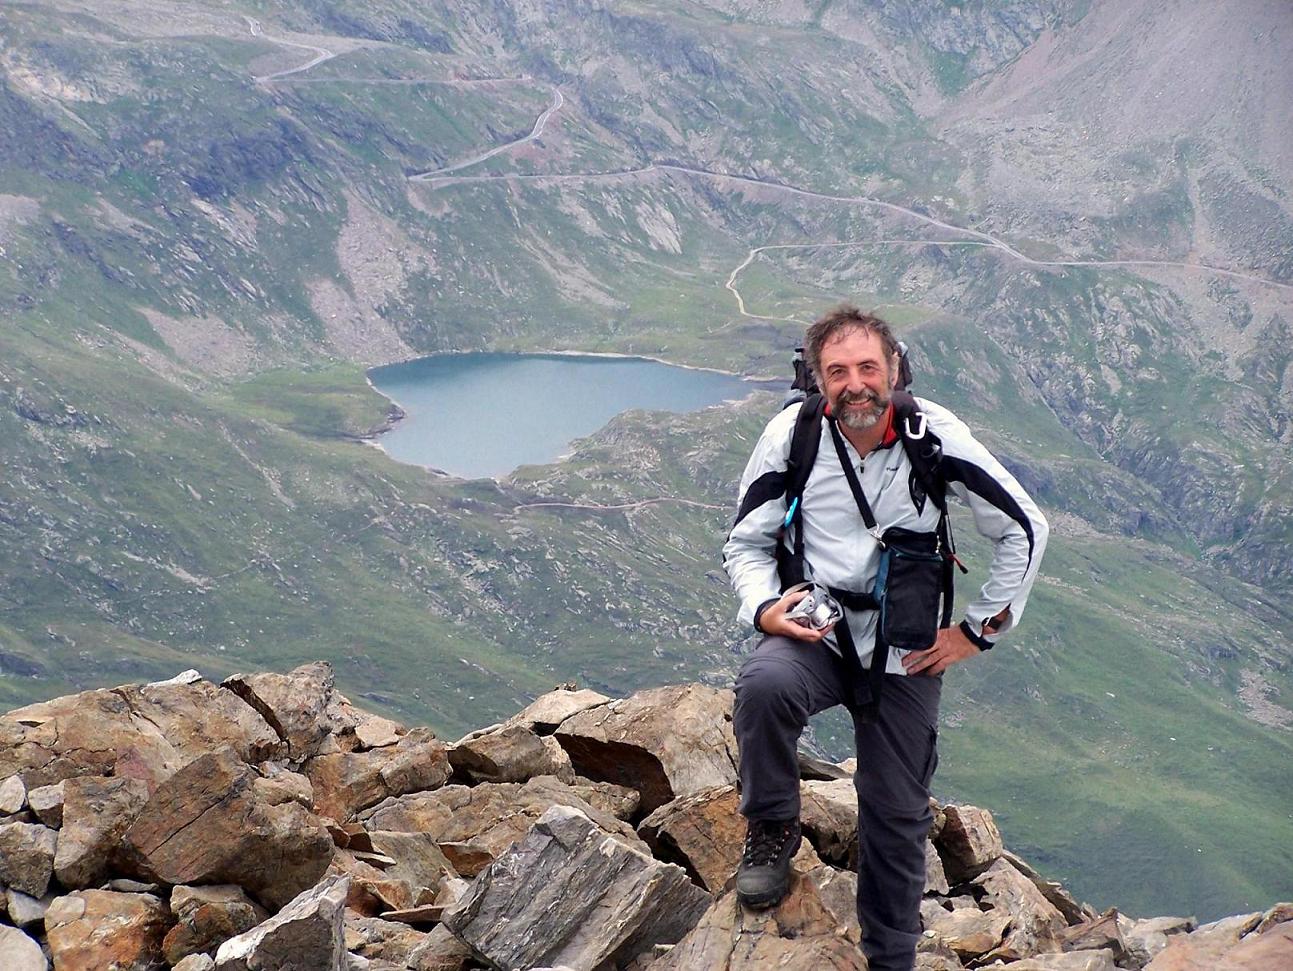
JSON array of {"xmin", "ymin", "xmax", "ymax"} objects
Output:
[{"xmin": 722, "ymin": 304, "xmax": 1049, "ymax": 971}]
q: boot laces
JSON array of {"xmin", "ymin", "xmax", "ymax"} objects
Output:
[{"xmin": 742, "ymin": 820, "xmax": 794, "ymax": 868}]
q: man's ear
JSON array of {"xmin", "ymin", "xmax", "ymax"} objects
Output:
[{"xmin": 889, "ymin": 354, "xmax": 901, "ymax": 388}]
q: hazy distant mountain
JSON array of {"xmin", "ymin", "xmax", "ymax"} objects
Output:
[{"xmin": 1, "ymin": 0, "xmax": 1290, "ymax": 918}]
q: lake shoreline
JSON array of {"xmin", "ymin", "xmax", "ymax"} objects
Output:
[{"xmin": 360, "ymin": 349, "xmax": 784, "ymax": 480}]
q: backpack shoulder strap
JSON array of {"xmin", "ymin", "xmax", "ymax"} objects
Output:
[
  {"xmin": 786, "ymin": 392, "xmax": 826, "ymax": 504},
  {"xmin": 891, "ymin": 390, "xmax": 946, "ymax": 511},
  {"xmin": 776, "ymin": 392, "xmax": 826, "ymax": 590}
]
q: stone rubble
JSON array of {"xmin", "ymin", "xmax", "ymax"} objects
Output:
[{"xmin": 0, "ymin": 663, "xmax": 1285, "ymax": 971}]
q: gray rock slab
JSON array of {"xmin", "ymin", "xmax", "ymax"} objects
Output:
[
  {"xmin": 215, "ymin": 874, "xmax": 350, "ymax": 971},
  {"xmin": 0, "ymin": 821, "xmax": 58, "ymax": 896},
  {"xmin": 443, "ymin": 804, "xmax": 710, "ymax": 971},
  {"xmin": 0, "ymin": 925, "xmax": 47, "ymax": 971}
]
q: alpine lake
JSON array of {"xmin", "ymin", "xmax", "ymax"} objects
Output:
[{"xmin": 368, "ymin": 352, "xmax": 779, "ymax": 479}]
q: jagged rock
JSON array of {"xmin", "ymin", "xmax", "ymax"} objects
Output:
[
  {"xmin": 0, "ymin": 925, "xmax": 46, "ymax": 971},
  {"xmin": 649, "ymin": 869, "xmax": 866, "ymax": 970},
  {"xmin": 448, "ymin": 723, "xmax": 576, "ymax": 784},
  {"xmin": 1003, "ymin": 850, "xmax": 1095, "ymax": 925},
  {"xmin": 924, "ymin": 906, "xmax": 1011, "ymax": 960},
  {"xmin": 1142, "ymin": 910, "xmax": 1266, "ymax": 970},
  {"xmin": 329, "ymin": 849, "xmax": 414, "ymax": 917},
  {"xmin": 221, "ymin": 662, "xmax": 359, "ymax": 762},
  {"xmin": 362, "ymin": 775, "xmax": 650, "ymax": 868},
  {"xmin": 163, "ymin": 885, "xmax": 270, "ymax": 965},
  {"xmin": 249, "ymin": 762, "xmax": 313, "ymax": 808},
  {"xmin": 509, "ymin": 687, "xmax": 610, "ymax": 734},
  {"xmin": 1120, "ymin": 914, "xmax": 1195, "ymax": 966},
  {"xmin": 1256, "ymin": 902, "xmax": 1293, "ymax": 933},
  {"xmin": 174, "ymin": 956, "xmax": 216, "ymax": 971},
  {"xmin": 926, "ymin": 839, "xmax": 951, "ymax": 895},
  {"xmin": 214, "ymin": 874, "xmax": 350, "ymax": 971},
  {"xmin": 935, "ymin": 804, "xmax": 1003, "ymax": 882},
  {"xmin": 0, "ymin": 925, "xmax": 47, "ymax": 971},
  {"xmin": 1060, "ymin": 909, "xmax": 1130, "ymax": 964},
  {"xmin": 365, "ymin": 831, "xmax": 456, "ymax": 892},
  {"xmin": 444, "ymin": 805, "xmax": 710, "ymax": 971},
  {"xmin": 344, "ymin": 914, "xmax": 431, "ymax": 964},
  {"xmin": 637, "ymin": 784, "xmax": 744, "ymax": 891},
  {"xmin": 992, "ymin": 951, "xmax": 1118, "ymax": 970},
  {"xmin": 806, "ymin": 857, "xmax": 860, "ymax": 944},
  {"xmin": 0, "ymin": 677, "xmax": 281, "ymax": 789},
  {"xmin": 800, "ymin": 778, "xmax": 858, "ymax": 865},
  {"xmin": 973, "ymin": 858, "xmax": 1066, "ymax": 961},
  {"xmin": 555, "ymin": 684, "xmax": 739, "ymax": 814},
  {"xmin": 405, "ymin": 925, "xmax": 472, "ymax": 971},
  {"xmin": 572, "ymin": 777, "xmax": 641, "ymax": 820},
  {"xmin": 54, "ymin": 775, "xmax": 150, "ymax": 889},
  {"xmin": 0, "ymin": 821, "xmax": 58, "ymax": 896},
  {"xmin": 27, "ymin": 782, "xmax": 65, "ymax": 827},
  {"xmin": 304, "ymin": 728, "xmax": 450, "ymax": 822},
  {"xmin": 0, "ymin": 773, "xmax": 27, "ymax": 813},
  {"xmin": 122, "ymin": 749, "xmax": 334, "ymax": 910},
  {"xmin": 6, "ymin": 888, "xmax": 53, "ymax": 928},
  {"xmin": 44, "ymin": 889, "xmax": 170, "ymax": 971},
  {"xmin": 914, "ymin": 945, "xmax": 964, "ymax": 969},
  {"xmin": 797, "ymin": 751, "xmax": 853, "ymax": 781},
  {"xmin": 354, "ymin": 714, "xmax": 405, "ymax": 751}
]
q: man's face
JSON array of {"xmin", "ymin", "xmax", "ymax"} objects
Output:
[{"xmin": 817, "ymin": 327, "xmax": 897, "ymax": 431}]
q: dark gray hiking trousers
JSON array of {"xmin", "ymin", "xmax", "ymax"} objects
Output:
[{"xmin": 733, "ymin": 635, "xmax": 941, "ymax": 971}]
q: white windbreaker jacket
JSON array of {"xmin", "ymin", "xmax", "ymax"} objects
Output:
[{"xmin": 723, "ymin": 396, "xmax": 1049, "ymax": 674}]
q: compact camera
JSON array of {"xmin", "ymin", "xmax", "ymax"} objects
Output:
[{"xmin": 784, "ymin": 584, "xmax": 843, "ymax": 630}]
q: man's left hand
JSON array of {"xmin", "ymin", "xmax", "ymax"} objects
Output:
[{"xmin": 901, "ymin": 624, "xmax": 981, "ymax": 676}]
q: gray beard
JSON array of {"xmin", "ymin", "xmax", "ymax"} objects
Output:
[
  {"xmin": 839, "ymin": 405, "xmax": 883, "ymax": 430},
  {"xmin": 834, "ymin": 390, "xmax": 888, "ymax": 430}
]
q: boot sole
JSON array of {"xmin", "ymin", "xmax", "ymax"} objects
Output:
[{"xmin": 736, "ymin": 884, "xmax": 788, "ymax": 910}]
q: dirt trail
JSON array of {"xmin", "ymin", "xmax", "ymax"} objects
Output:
[{"xmin": 244, "ymin": 16, "xmax": 337, "ymax": 82}]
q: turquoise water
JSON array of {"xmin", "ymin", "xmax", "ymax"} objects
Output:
[{"xmin": 368, "ymin": 353, "xmax": 776, "ymax": 479}]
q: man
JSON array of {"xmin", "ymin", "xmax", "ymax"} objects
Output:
[{"xmin": 723, "ymin": 305, "xmax": 1048, "ymax": 971}]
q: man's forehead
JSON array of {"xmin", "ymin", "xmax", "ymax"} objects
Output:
[{"xmin": 819, "ymin": 326, "xmax": 888, "ymax": 364}]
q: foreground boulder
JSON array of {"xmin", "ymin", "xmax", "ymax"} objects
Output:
[
  {"xmin": 44, "ymin": 889, "xmax": 170, "ymax": 971},
  {"xmin": 163, "ymin": 885, "xmax": 270, "ymax": 965},
  {"xmin": 444, "ymin": 805, "xmax": 710, "ymax": 970},
  {"xmin": 303, "ymin": 728, "xmax": 450, "ymax": 821},
  {"xmin": 0, "ymin": 674, "xmax": 281, "ymax": 789},
  {"xmin": 555, "ymin": 684, "xmax": 739, "ymax": 815},
  {"xmin": 0, "ymin": 821, "xmax": 57, "ymax": 897},
  {"xmin": 1, "ymin": 668, "xmax": 1288, "ymax": 971},
  {"xmin": 121, "ymin": 749, "xmax": 334, "ymax": 909},
  {"xmin": 0, "ymin": 925, "xmax": 46, "ymax": 971},
  {"xmin": 214, "ymin": 874, "xmax": 350, "ymax": 971},
  {"xmin": 651, "ymin": 869, "xmax": 866, "ymax": 970},
  {"xmin": 362, "ymin": 775, "xmax": 649, "ymax": 872},
  {"xmin": 54, "ymin": 775, "xmax": 151, "ymax": 889}
]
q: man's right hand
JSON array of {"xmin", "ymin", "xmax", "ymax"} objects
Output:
[{"xmin": 758, "ymin": 589, "xmax": 834, "ymax": 643}]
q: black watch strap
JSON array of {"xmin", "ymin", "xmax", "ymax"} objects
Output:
[
  {"xmin": 960, "ymin": 619, "xmax": 994, "ymax": 651},
  {"xmin": 754, "ymin": 597, "xmax": 780, "ymax": 633}
]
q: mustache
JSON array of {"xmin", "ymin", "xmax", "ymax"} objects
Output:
[{"xmin": 837, "ymin": 389, "xmax": 879, "ymax": 405}]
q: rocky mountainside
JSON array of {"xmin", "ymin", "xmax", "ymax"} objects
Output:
[
  {"xmin": 1, "ymin": 662, "xmax": 1289, "ymax": 971},
  {"xmin": 1, "ymin": 0, "xmax": 1291, "ymax": 922}
]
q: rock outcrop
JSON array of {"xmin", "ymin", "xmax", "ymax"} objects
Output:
[{"xmin": 0, "ymin": 663, "xmax": 1288, "ymax": 971}]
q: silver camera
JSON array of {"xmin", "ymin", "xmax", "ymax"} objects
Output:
[{"xmin": 784, "ymin": 584, "xmax": 843, "ymax": 630}]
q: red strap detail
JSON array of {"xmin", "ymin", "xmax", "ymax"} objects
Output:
[{"xmin": 879, "ymin": 404, "xmax": 898, "ymax": 446}]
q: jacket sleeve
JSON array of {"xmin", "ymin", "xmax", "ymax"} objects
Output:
[
  {"xmin": 722, "ymin": 406, "xmax": 798, "ymax": 627},
  {"xmin": 926, "ymin": 403, "xmax": 1049, "ymax": 643}
]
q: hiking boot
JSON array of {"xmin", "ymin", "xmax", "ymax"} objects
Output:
[{"xmin": 735, "ymin": 817, "xmax": 801, "ymax": 909}]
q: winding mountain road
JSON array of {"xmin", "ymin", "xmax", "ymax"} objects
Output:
[
  {"xmin": 235, "ymin": 19, "xmax": 1291, "ymax": 305},
  {"xmin": 409, "ymin": 85, "xmax": 565, "ymax": 182},
  {"xmin": 244, "ymin": 17, "xmax": 337, "ymax": 82}
]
